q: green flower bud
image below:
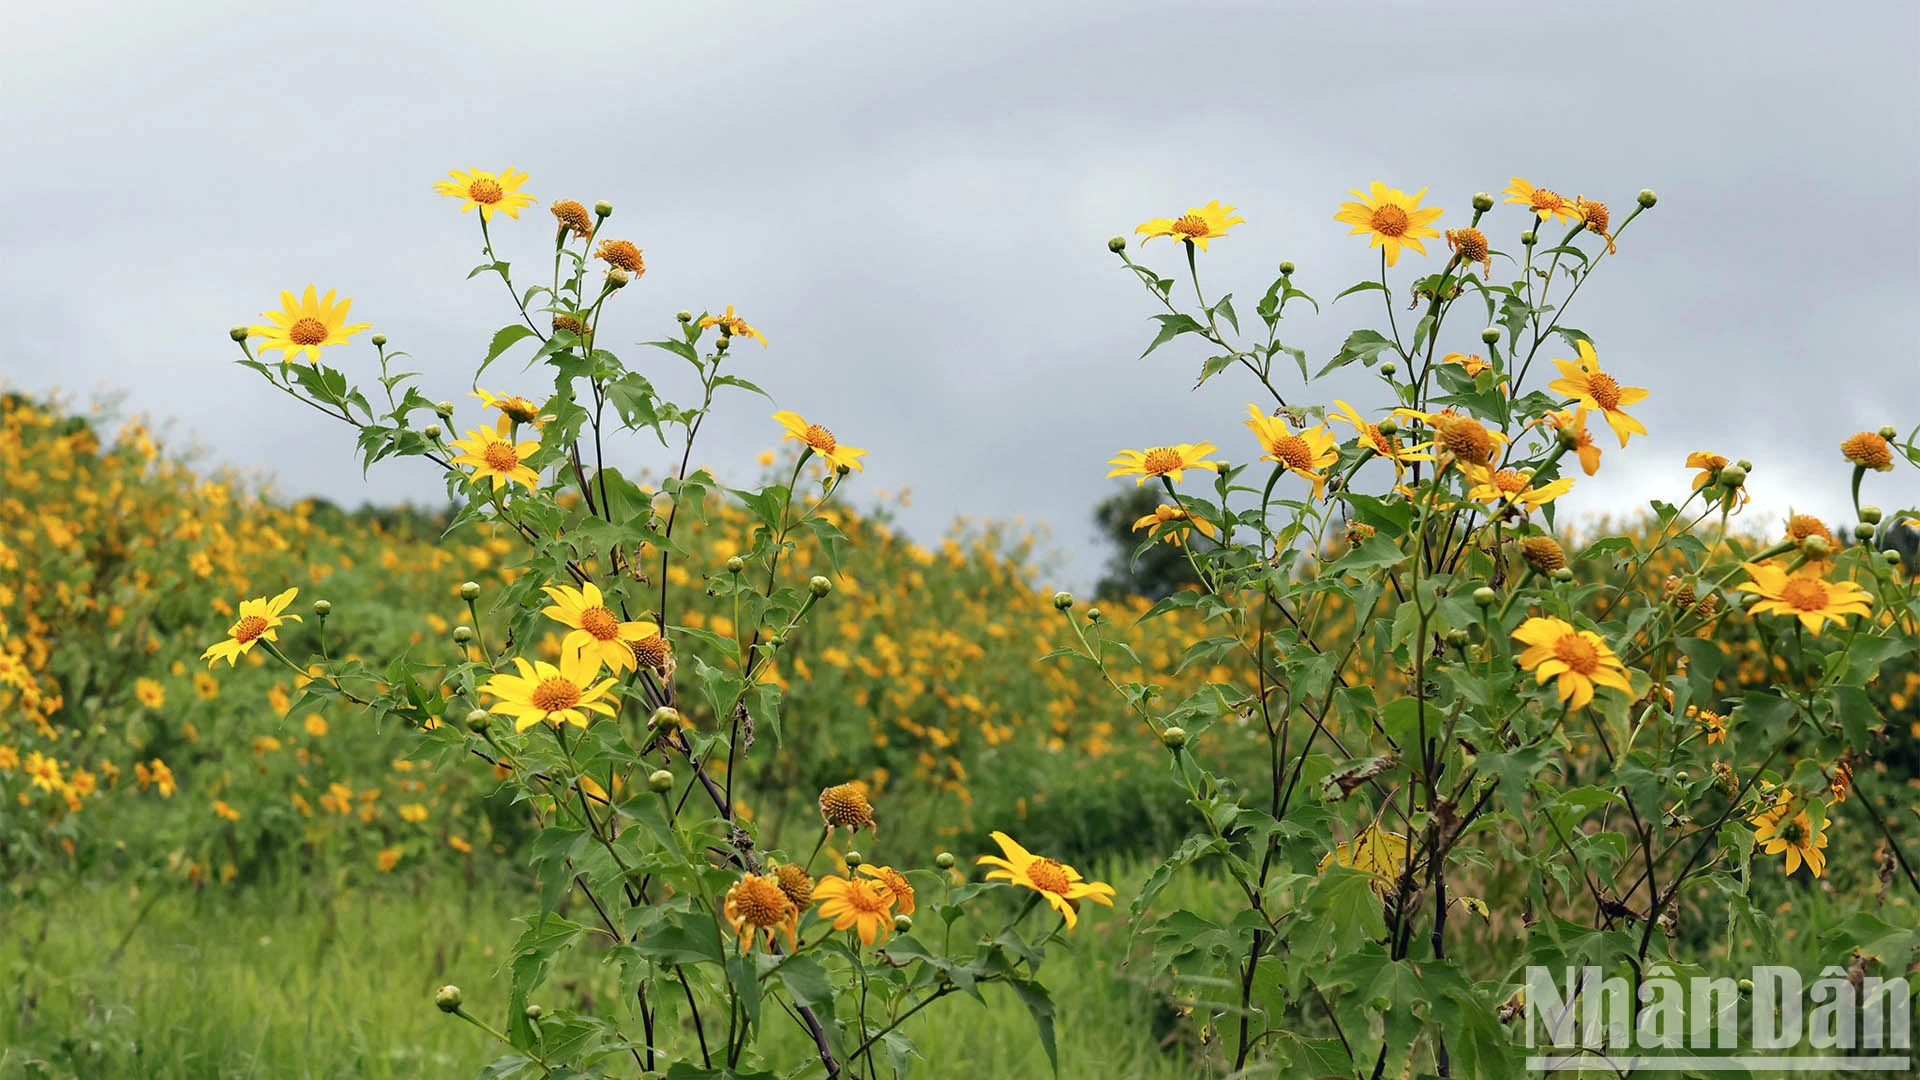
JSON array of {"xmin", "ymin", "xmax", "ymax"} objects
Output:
[
  {"xmin": 1855, "ymin": 522, "xmax": 1877, "ymax": 541},
  {"xmin": 1717, "ymin": 464, "xmax": 1746, "ymax": 487},
  {"xmin": 453, "ymin": 626, "xmax": 475, "ymax": 644},
  {"xmin": 435, "ymin": 985, "xmax": 463, "ymax": 1012},
  {"xmin": 809, "ymin": 575, "xmax": 833, "ymax": 597},
  {"xmin": 228, "ymin": 325, "xmax": 250, "ymax": 343},
  {"xmin": 1085, "ymin": 607, "xmax": 1102, "ymax": 623},
  {"xmin": 1551, "ymin": 567, "xmax": 1575, "ymax": 582},
  {"xmin": 1160, "ymin": 725, "xmax": 1188, "ymax": 749},
  {"xmin": 934, "ymin": 851, "xmax": 956, "ymax": 870},
  {"xmin": 1471, "ymin": 192, "xmax": 1494, "ymax": 213},
  {"xmin": 1051, "ymin": 591, "xmax": 1074, "ymax": 611},
  {"xmin": 677, "ymin": 310, "xmax": 693, "ymax": 323},
  {"xmin": 1884, "ymin": 549, "xmax": 1903, "ymax": 565},
  {"xmin": 313, "ymin": 600, "xmax": 332, "ymax": 617},
  {"xmin": 1376, "ymin": 416, "xmax": 1399, "ymax": 437},
  {"xmin": 1277, "ymin": 260, "xmax": 1296, "ymax": 275},
  {"xmin": 593, "ymin": 200, "xmax": 613, "ymax": 217},
  {"xmin": 423, "ymin": 424, "xmax": 442, "ymax": 440},
  {"xmin": 1520, "ymin": 230, "xmax": 1537, "ymax": 246},
  {"xmin": 725, "ymin": 556, "xmax": 745, "ymax": 574},
  {"xmin": 893, "ymin": 914, "xmax": 913, "ymax": 932},
  {"xmin": 1445, "ymin": 627, "xmax": 1471, "ymax": 648},
  {"xmin": 1737, "ymin": 978, "xmax": 1754, "ymax": 995},
  {"xmin": 1380, "ymin": 361, "xmax": 1398, "ymax": 377},
  {"xmin": 1736, "ymin": 459, "xmax": 1753, "ymax": 472},
  {"xmin": 524, "ymin": 1004, "xmax": 544, "ymax": 1021},
  {"xmin": 607, "ymin": 268, "xmax": 631, "ymax": 289},
  {"xmin": 1637, "ymin": 189, "xmax": 1658, "ymax": 208},
  {"xmin": 650, "ymin": 707, "xmax": 681, "ymax": 729},
  {"xmin": 1472, "ymin": 586, "xmax": 1497, "ymax": 608},
  {"xmin": 1860, "ymin": 505, "xmax": 1883, "ymax": 524},
  {"xmin": 371, "ymin": 334, "xmax": 389, "ymax": 348},
  {"xmin": 435, "ymin": 401, "xmax": 455, "ymax": 418},
  {"xmin": 1801, "ymin": 534, "xmax": 1831, "ymax": 558},
  {"xmin": 1107, "ymin": 236, "xmax": 1126, "ymax": 253},
  {"xmin": 648, "ymin": 769, "xmax": 674, "ymax": 793},
  {"xmin": 1481, "ymin": 327, "xmax": 1501, "ymax": 345},
  {"xmin": 465, "ymin": 708, "xmax": 490, "ymax": 733},
  {"xmin": 713, "ymin": 334, "xmax": 728, "ymax": 351},
  {"xmin": 845, "ymin": 850, "xmax": 863, "ymax": 867},
  {"xmin": 460, "ymin": 581, "xmax": 482, "ymax": 601},
  {"xmin": 1878, "ymin": 425, "xmax": 1898, "ymax": 440}
]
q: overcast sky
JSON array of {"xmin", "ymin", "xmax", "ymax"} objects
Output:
[{"xmin": 4, "ymin": 1, "xmax": 1916, "ymax": 585}]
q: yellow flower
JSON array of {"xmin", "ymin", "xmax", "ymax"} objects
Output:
[
  {"xmin": 213, "ymin": 800, "xmax": 241, "ymax": 821},
  {"xmin": 1503, "ymin": 177, "xmax": 1582, "ymax": 225},
  {"xmin": 1393, "ymin": 409, "xmax": 1506, "ymax": 468},
  {"xmin": 377, "ymin": 847, "xmax": 402, "ymax": 872},
  {"xmin": 1574, "ymin": 196, "xmax": 1616, "ymax": 253},
  {"xmin": 1840, "ymin": 431, "xmax": 1895, "ymax": 472},
  {"xmin": 724, "ymin": 872, "xmax": 799, "ymax": 953},
  {"xmin": 1545, "ymin": 409, "xmax": 1601, "ymax": 476},
  {"xmin": 1688, "ymin": 451, "xmax": 1749, "ymax": 511},
  {"xmin": 399, "ymin": 803, "xmax": 428, "ymax": 823},
  {"xmin": 1547, "ymin": 340, "xmax": 1646, "ymax": 447},
  {"xmin": 594, "ymin": 239, "xmax": 646, "ymax": 275},
  {"xmin": 447, "ymin": 425, "xmax": 540, "ymax": 492},
  {"xmin": 201, "ymin": 587, "xmax": 300, "ymax": 667},
  {"xmin": 1130, "ymin": 504, "xmax": 1217, "ymax": 546},
  {"xmin": 135, "ymin": 677, "xmax": 166, "ymax": 709},
  {"xmin": 1334, "ymin": 183, "xmax": 1443, "ymax": 266},
  {"xmin": 1512, "ymin": 616, "xmax": 1633, "ymax": 709},
  {"xmin": 1736, "ymin": 563, "xmax": 1872, "ymax": 634},
  {"xmin": 813, "ymin": 873, "xmax": 895, "ymax": 946},
  {"xmin": 1317, "ymin": 824, "xmax": 1410, "ymax": 896},
  {"xmin": 472, "ymin": 389, "xmax": 548, "ymax": 427},
  {"xmin": 1244, "ymin": 406, "xmax": 1337, "ymax": 499},
  {"xmin": 305, "ymin": 714, "xmax": 329, "ymax": 738},
  {"xmin": 1135, "ymin": 201, "xmax": 1245, "ymax": 250},
  {"xmin": 1445, "ymin": 227, "xmax": 1491, "ymax": 278},
  {"xmin": 699, "ymin": 305, "xmax": 768, "ymax": 346},
  {"xmin": 1106, "ymin": 443, "xmax": 1220, "ymax": 486},
  {"xmin": 248, "ymin": 286, "xmax": 371, "ymax": 365},
  {"xmin": 480, "ymin": 653, "xmax": 620, "ymax": 732},
  {"xmin": 819, "ymin": 781, "xmax": 877, "ymax": 836},
  {"xmin": 1752, "ymin": 800, "xmax": 1827, "ymax": 878},
  {"xmin": 774, "ymin": 411, "xmax": 866, "ymax": 473},
  {"xmin": 1463, "ymin": 464, "xmax": 1573, "ymax": 512},
  {"xmin": 977, "ymin": 831, "xmax": 1115, "ymax": 930},
  {"xmin": 541, "ymin": 581, "xmax": 660, "ymax": 674},
  {"xmin": 193, "ymin": 673, "xmax": 219, "ymax": 701},
  {"xmin": 1330, "ymin": 399, "xmax": 1430, "ymax": 476},
  {"xmin": 432, "ymin": 167, "xmax": 536, "ymax": 220},
  {"xmin": 1686, "ymin": 704, "xmax": 1728, "ymax": 745},
  {"xmin": 857, "ymin": 864, "xmax": 916, "ymax": 915}
]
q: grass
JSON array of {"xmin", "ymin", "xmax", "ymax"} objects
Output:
[{"xmin": 3, "ymin": 863, "xmax": 1211, "ymax": 1079}]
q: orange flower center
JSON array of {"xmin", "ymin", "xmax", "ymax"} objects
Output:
[
  {"xmin": 232, "ymin": 615, "xmax": 269, "ymax": 644},
  {"xmin": 730, "ymin": 876, "xmax": 791, "ymax": 927},
  {"xmin": 1777, "ymin": 577, "xmax": 1829, "ymax": 612},
  {"xmin": 579, "ymin": 605, "xmax": 621, "ymax": 641},
  {"xmin": 1490, "ymin": 469, "xmax": 1528, "ymax": 495},
  {"xmin": 1584, "ymin": 372, "xmax": 1622, "ymax": 410},
  {"xmin": 1142, "ymin": 447, "xmax": 1183, "ymax": 475},
  {"xmin": 1171, "ymin": 213, "xmax": 1210, "ymax": 238},
  {"xmin": 1786, "ymin": 514, "xmax": 1831, "ymax": 542},
  {"xmin": 482, "ymin": 442, "xmax": 521, "ymax": 472},
  {"xmin": 1027, "ymin": 857, "xmax": 1073, "ymax": 895},
  {"xmin": 468, "ymin": 178, "xmax": 504, "ymax": 204},
  {"xmin": 1269, "ymin": 433, "xmax": 1315, "ymax": 471},
  {"xmin": 803, "ymin": 424, "xmax": 837, "ymax": 454},
  {"xmin": 288, "ymin": 318, "xmax": 330, "ymax": 346},
  {"xmin": 1552, "ymin": 633, "xmax": 1600, "ymax": 676},
  {"xmin": 1369, "ymin": 204, "xmax": 1410, "ymax": 237},
  {"xmin": 1576, "ymin": 198, "xmax": 1610, "ymax": 233},
  {"xmin": 1842, "ymin": 432, "xmax": 1893, "ymax": 469},
  {"xmin": 1529, "ymin": 188, "xmax": 1565, "ymax": 212},
  {"xmin": 1435, "ymin": 414, "xmax": 1494, "ymax": 463},
  {"xmin": 1446, "ymin": 228, "xmax": 1488, "ymax": 260},
  {"xmin": 530, "ymin": 676, "xmax": 581, "ymax": 713}
]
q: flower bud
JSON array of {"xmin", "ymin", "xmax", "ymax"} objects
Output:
[
  {"xmin": 1736, "ymin": 459, "xmax": 1753, "ymax": 472},
  {"xmin": 435, "ymin": 985, "xmax": 463, "ymax": 1012},
  {"xmin": 1472, "ymin": 586, "xmax": 1497, "ymax": 608},
  {"xmin": 1278, "ymin": 260, "xmax": 1296, "ymax": 275},
  {"xmin": 1737, "ymin": 978, "xmax": 1754, "ymax": 995},
  {"xmin": 1160, "ymin": 725, "xmax": 1188, "ymax": 749},
  {"xmin": 460, "ymin": 581, "xmax": 482, "ymax": 601},
  {"xmin": 893, "ymin": 914, "xmax": 913, "ymax": 932},
  {"xmin": 1471, "ymin": 192, "xmax": 1494, "ymax": 213},
  {"xmin": 1481, "ymin": 327, "xmax": 1501, "ymax": 345},
  {"xmin": 435, "ymin": 401, "xmax": 454, "ymax": 418},
  {"xmin": 726, "ymin": 556, "xmax": 745, "ymax": 573},
  {"xmin": 1376, "ymin": 416, "xmax": 1399, "ymax": 437},
  {"xmin": 1051, "ymin": 591, "xmax": 1074, "ymax": 611},
  {"xmin": 593, "ymin": 200, "xmax": 613, "ymax": 217},
  {"xmin": 424, "ymin": 424, "xmax": 442, "ymax": 439},
  {"xmin": 1878, "ymin": 425, "xmax": 1898, "ymax": 440},
  {"xmin": 1085, "ymin": 607, "xmax": 1102, "ymax": 623},
  {"xmin": 845, "ymin": 850, "xmax": 863, "ymax": 867},
  {"xmin": 1520, "ymin": 230, "xmax": 1537, "ymax": 246},
  {"xmin": 651, "ymin": 706, "xmax": 681, "ymax": 729},
  {"xmin": 1551, "ymin": 567, "xmax": 1575, "ymax": 582},
  {"xmin": 714, "ymin": 335, "xmax": 729, "ymax": 351},
  {"xmin": 1379, "ymin": 361, "xmax": 1397, "ymax": 377},
  {"xmin": 677, "ymin": 310, "xmax": 693, "ymax": 323},
  {"xmin": 934, "ymin": 851, "xmax": 956, "ymax": 870},
  {"xmin": 809, "ymin": 575, "xmax": 833, "ymax": 597},
  {"xmin": 1445, "ymin": 627, "xmax": 1470, "ymax": 647},
  {"xmin": 1884, "ymin": 549, "xmax": 1902, "ymax": 565},
  {"xmin": 1855, "ymin": 522, "xmax": 1878, "ymax": 541},
  {"xmin": 1107, "ymin": 236, "xmax": 1126, "ymax": 253},
  {"xmin": 313, "ymin": 600, "xmax": 332, "ymax": 617},
  {"xmin": 1801, "ymin": 534, "xmax": 1831, "ymax": 558},
  {"xmin": 228, "ymin": 325, "xmax": 250, "ymax": 342},
  {"xmin": 524, "ymin": 1004, "xmax": 544, "ymax": 1021},
  {"xmin": 371, "ymin": 334, "xmax": 389, "ymax": 348},
  {"xmin": 1637, "ymin": 189, "xmax": 1658, "ymax": 208},
  {"xmin": 1717, "ymin": 464, "xmax": 1746, "ymax": 487},
  {"xmin": 1860, "ymin": 505, "xmax": 1883, "ymax": 524},
  {"xmin": 648, "ymin": 769, "xmax": 674, "ymax": 793},
  {"xmin": 466, "ymin": 708, "xmax": 490, "ymax": 733},
  {"xmin": 453, "ymin": 625, "xmax": 474, "ymax": 644},
  {"xmin": 607, "ymin": 268, "xmax": 631, "ymax": 289}
]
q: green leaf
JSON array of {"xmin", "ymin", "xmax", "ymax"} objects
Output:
[
  {"xmin": 1006, "ymin": 977, "xmax": 1058, "ymax": 1075},
  {"xmin": 478, "ymin": 324, "xmax": 538, "ymax": 381},
  {"xmin": 1142, "ymin": 313, "xmax": 1205, "ymax": 358}
]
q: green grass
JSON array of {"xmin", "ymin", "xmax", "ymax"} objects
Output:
[{"xmin": 3, "ymin": 864, "xmax": 1209, "ymax": 1079}]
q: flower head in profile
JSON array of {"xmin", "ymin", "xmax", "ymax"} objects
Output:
[
  {"xmin": 1503, "ymin": 178, "xmax": 1582, "ymax": 225},
  {"xmin": 1446, "ymin": 227, "xmax": 1492, "ymax": 278},
  {"xmin": 248, "ymin": 286, "xmax": 371, "ymax": 365},
  {"xmin": 1547, "ymin": 340, "xmax": 1647, "ymax": 447},
  {"xmin": 433, "ymin": 168, "xmax": 536, "ymax": 220},
  {"xmin": 1131, "ymin": 503, "xmax": 1217, "ymax": 546},
  {"xmin": 1574, "ymin": 196, "xmax": 1616, "ymax": 253},
  {"xmin": 775, "ymin": 411, "xmax": 866, "ymax": 472},
  {"xmin": 594, "ymin": 239, "xmax": 646, "ymax": 276},
  {"xmin": 1687, "ymin": 451, "xmax": 1749, "ymax": 512},
  {"xmin": 541, "ymin": 581, "xmax": 660, "ymax": 674},
  {"xmin": 1737, "ymin": 563, "xmax": 1871, "ymax": 634},
  {"xmin": 700, "ymin": 305, "xmax": 768, "ymax": 346},
  {"xmin": 1135, "ymin": 201, "xmax": 1245, "ymax": 250},
  {"xmin": 1545, "ymin": 409, "xmax": 1601, "ymax": 476},
  {"xmin": 857, "ymin": 864, "xmax": 916, "ymax": 915},
  {"xmin": 724, "ymin": 872, "xmax": 799, "ymax": 954},
  {"xmin": 1244, "ymin": 406, "xmax": 1337, "ymax": 499},
  {"xmin": 550, "ymin": 199, "xmax": 594, "ymax": 241},
  {"xmin": 1106, "ymin": 443, "xmax": 1220, "ymax": 486},
  {"xmin": 1463, "ymin": 464, "xmax": 1573, "ymax": 513},
  {"xmin": 813, "ymin": 873, "xmax": 895, "ymax": 945},
  {"xmin": 1334, "ymin": 183, "xmax": 1443, "ymax": 266},
  {"xmin": 1331, "ymin": 399, "xmax": 1430, "ymax": 477},
  {"xmin": 1512, "ymin": 616, "xmax": 1633, "ymax": 709},
  {"xmin": 1840, "ymin": 431, "xmax": 1895, "ymax": 472},
  {"xmin": 977, "ymin": 831, "xmax": 1115, "ymax": 930},
  {"xmin": 447, "ymin": 425, "xmax": 541, "ymax": 492},
  {"xmin": 480, "ymin": 653, "xmax": 619, "ymax": 731},
  {"xmin": 201, "ymin": 587, "xmax": 301, "ymax": 667},
  {"xmin": 472, "ymin": 389, "xmax": 548, "ymax": 428}
]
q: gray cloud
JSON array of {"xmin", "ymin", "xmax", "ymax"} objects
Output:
[{"xmin": 4, "ymin": 0, "xmax": 1915, "ymax": 586}]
